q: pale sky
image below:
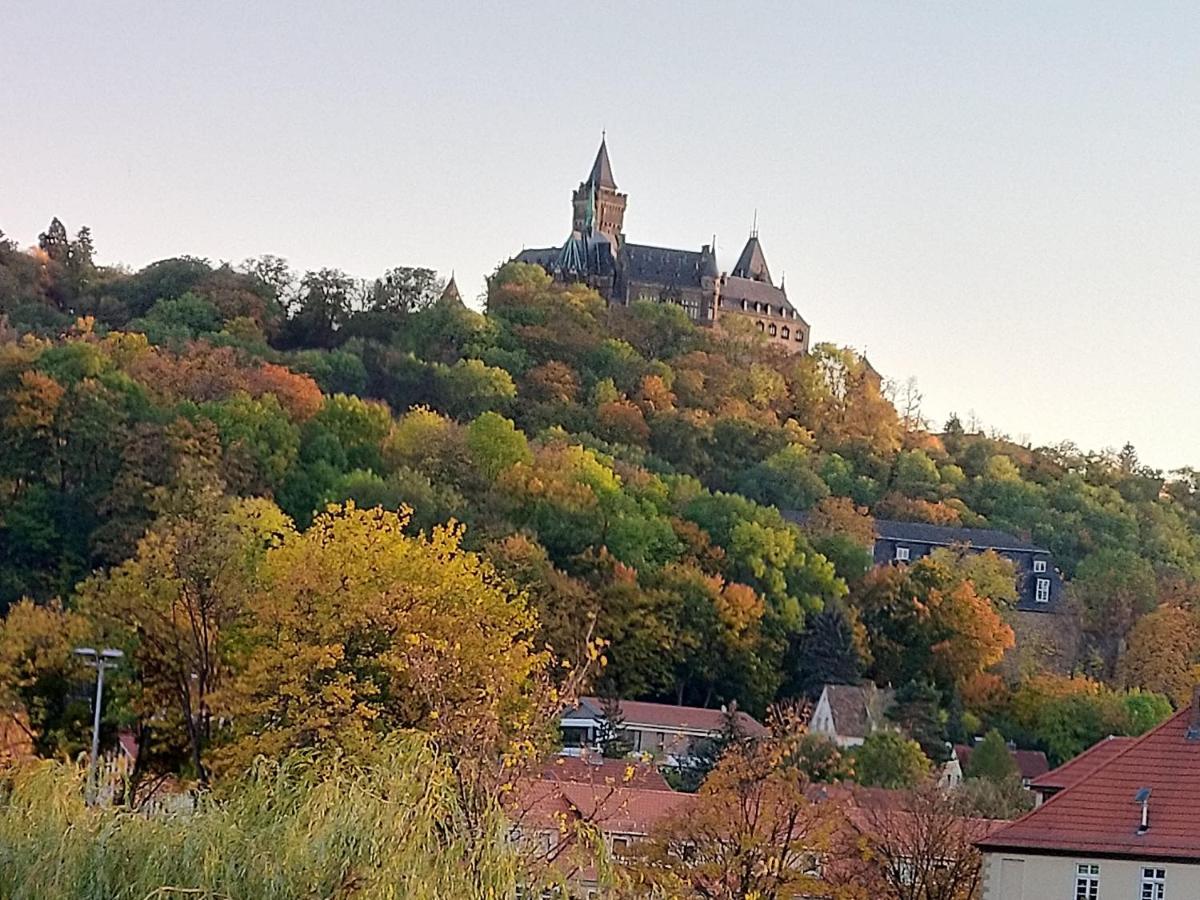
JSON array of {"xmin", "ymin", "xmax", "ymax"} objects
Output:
[{"xmin": 2, "ymin": 2, "xmax": 1198, "ymax": 469}]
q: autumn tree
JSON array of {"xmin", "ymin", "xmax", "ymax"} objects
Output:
[
  {"xmin": 623, "ymin": 713, "xmax": 845, "ymax": 899},
  {"xmin": 1118, "ymin": 604, "xmax": 1200, "ymax": 705},
  {"xmin": 214, "ymin": 503, "xmax": 553, "ymax": 776},
  {"xmin": 76, "ymin": 483, "xmax": 290, "ymax": 783}
]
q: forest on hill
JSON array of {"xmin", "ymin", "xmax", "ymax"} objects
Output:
[{"xmin": 1, "ymin": 219, "xmax": 1196, "ymax": 786}]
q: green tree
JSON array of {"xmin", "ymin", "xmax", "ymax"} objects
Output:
[
  {"xmin": 853, "ymin": 730, "xmax": 932, "ymax": 789},
  {"xmin": 964, "ymin": 729, "xmax": 1018, "ymax": 782}
]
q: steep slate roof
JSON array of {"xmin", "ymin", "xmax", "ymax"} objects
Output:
[
  {"xmin": 718, "ymin": 275, "xmax": 798, "ymax": 315},
  {"xmin": 954, "ymin": 743, "xmax": 1049, "ymax": 781},
  {"xmin": 1029, "ymin": 735, "xmax": 1137, "ymax": 793},
  {"xmin": 821, "ymin": 684, "xmax": 894, "ymax": 740},
  {"xmin": 731, "ymin": 234, "xmax": 772, "ymax": 283},
  {"xmin": 623, "ymin": 243, "xmax": 707, "ymax": 288},
  {"xmin": 514, "ymin": 246, "xmax": 559, "ymax": 267},
  {"xmin": 979, "ymin": 707, "xmax": 1200, "ymax": 861},
  {"xmin": 874, "ymin": 519, "xmax": 1045, "ymax": 553},
  {"xmin": 586, "ymin": 137, "xmax": 617, "ymax": 190},
  {"xmin": 438, "ymin": 274, "xmax": 462, "ymax": 305},
  {"xmin": 574, "ymin": 697, "xmax": 768, "ymax": 738}
]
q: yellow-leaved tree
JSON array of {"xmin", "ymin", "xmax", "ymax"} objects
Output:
[{"xmin": 214, "ymin": 501, "xmax": 556, "ymax": 775}]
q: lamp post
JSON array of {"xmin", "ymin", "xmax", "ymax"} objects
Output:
[{"xmin": 74, "ymin": 647, "xmax": 123, "ymax": 804}]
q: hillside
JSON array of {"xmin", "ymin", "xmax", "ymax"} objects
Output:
[{"xmin": 1, "ymin": 220, "xmax": 1195, "ymax": 770}]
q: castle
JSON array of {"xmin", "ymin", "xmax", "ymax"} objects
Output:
[{"xmin": 515, "ymin": 138, "xmax": 811, "ymax": 354}]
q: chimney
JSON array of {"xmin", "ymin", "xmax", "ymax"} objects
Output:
[{"xmin": 1187, "ymin": 685, "xmax": 1200, "ymax": 742}]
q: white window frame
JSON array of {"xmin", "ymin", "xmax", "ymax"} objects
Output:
[
  {"xmin": 1035, "ymin": 577, "xmax": 1051, "ymax": 603},
  {"xmin": 1141, "ymin": 866, "xmax": 1165, "ymax": 900},
  {"xmin": 895, "ymin": 546, "xmax": 910, "ymax": 562},
  {"xmin": 1075, "ymin": 863, "xmax": 1099, "ymax": 900},
  {"xmin": 1033, "ymin": 559, "xmax": 1047, "ymax": 573}
]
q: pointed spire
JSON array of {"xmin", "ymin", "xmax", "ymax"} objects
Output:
[
  {"xmin": 439, "ymin": 271, "xmax": 462, "ymax": 305},
  {"xmin": 732, "ymin": 232, "xmax": 772, "ymax": 284},
  {"xmin": 586, "ymin": 135, "xmax": 617, "ymax": 190}
]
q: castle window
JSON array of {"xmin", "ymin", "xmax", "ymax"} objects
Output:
[
  {"xmin": 741, "ymin": 300, "xmax": 747, "ymax": 310},
  {"xmin": 756, "ymin": 321, "xmax": 765, "ymax": 332},
  {"xmin": 796, "ymin": 330, "xmax": 804, "ymax": 343},
  {"xmin": 781, "ymin": 326, "xmax": 790, "ymax": 339},
  {"xmin": 768, "ymin": 324, "xmax": 777, "ymax": 336}
]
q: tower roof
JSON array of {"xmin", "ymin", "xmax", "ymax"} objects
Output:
[
  {"xmin": 731, "ymin": 234, "xmax": 772, "ymax": 284},
  {"xmin": 586, "ymin": 136, "xmax": 617, "ymax": 190},
  {"xmin": 439, "ymin": 273, "xmax": 462, "ymax": 305}
]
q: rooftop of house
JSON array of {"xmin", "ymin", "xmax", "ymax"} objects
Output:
[
  {"xmin": 1028, "ymin": 735, "xmax": 1137, "ymax": 793},
  {"xmin": 874, "ymin": 519, "xmax": 1046, "ymax": 553},
  {"xmin": 954, "ymin": 743, "xmax": 1050, "ymax": 781},
  {"xmin": 540, "ymin": 754, "xmax": 671, "ymax": 791},
  {"xmin": 569, "ymin": 697, "xmax": 768, "ymax": 738},
  {"xmin": 818, "ymin": 683, "xmax": 894, "ymax": 739},
  {"xmin": 515, "ymin": 777, "xmax": 695, "ymax": 837},
  {"xmin": 979, "ymin": 704, "xmax": 1200, "ymax": 861}
]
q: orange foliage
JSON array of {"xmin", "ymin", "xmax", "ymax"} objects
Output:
[
  {"xmin": 596, "ymin": 400, "xmax": 650, "ymax": 445},
  {"xmin": 874, "ymin": 492, "xmax": 962, "ymax": 525}
]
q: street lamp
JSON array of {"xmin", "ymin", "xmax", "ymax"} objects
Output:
[{"xmin": 74, "ymin": 646, "xmax": 124, "ymax": 803}]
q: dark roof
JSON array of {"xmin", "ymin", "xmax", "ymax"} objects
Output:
[
  {"xmin": 622, "ymin": 243, "xmax": 707, "ymax": 288},
  {"xmin": 439, "ymin": 274, "xmax": 462, "ymax": 305},
  {"xmin": 821, "ymin": 684, "xmax": 894, "ymax": 739},
  {"xmin": 731, "ymin": 234, "xmax": 772, "ymax": 283},
  {"xmin": 718, "ymin": 275, "xmax": 798, "ymax": 315},
  {"xmin": 515, "ymin": 246, "xmax": 559, "ymax": 267},
  {"xmin": 955, "ymin": 743, "xmax": 1050, "ymax": 781},
  {"xmin": 874, "ymin": 519, "xmax": 1045, "ymax": 553},
  {"xmin": 979, "ymin": 708, "xmax": 1200, "ymax": 861},
  {"xmin": 587, "ymin": 137, "xmax": 617, "ymax": 190},
  {"xmin": 1030, "ymin": 736, "xmax": 1137, "ymax": 792}
]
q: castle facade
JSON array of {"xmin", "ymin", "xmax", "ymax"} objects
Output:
[{"xmin": 515, "ymin": 139, "xmax": 810, "ymax": 354}]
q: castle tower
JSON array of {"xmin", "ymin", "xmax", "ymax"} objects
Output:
[
  {"xmin": 572, "ymin": 136, "xmax": 627, "ymax": 246},
  {"xmin": 731, "ymin": 228, "xmax": 773, "ymax": 284}
]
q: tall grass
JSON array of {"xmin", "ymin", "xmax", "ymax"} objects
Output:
[{"xmin": 0, "ymin": 737, "xmax": 522, "ymax": 899}]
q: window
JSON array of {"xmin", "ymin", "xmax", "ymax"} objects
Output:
[
  {"xmin": 757, "ymin": 321, "xmax": 765, "ymax": 332},
  {"xmin": 1141, "ymin": 867, "xmax": 1165, "ymax": 900},
  {"xmin": 768, "ymin": 324, "xmax": 777, "ymax": 336},
  {"xmin": 1033, "ymin": 559, "xmax": 1047, "ymax": 573},
  {"xmin": 1075, "ymin": 863, "xmax": 1099, "ymax": 900},
  {"xmin": 781, "ymin": 326, "xmax": 790, "ymax": 339},
  {"xmin": 1035, "ymin": 578, "xmax": 1051, "ymax": 603},
  {"xmin": 895, "ymin": 546, "xmax": 910, "ymax": 562}
]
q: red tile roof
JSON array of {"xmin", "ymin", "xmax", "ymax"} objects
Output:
[
  {"xmin": 1029, "ymin": 735, "xmax": 1136, "ymax": 792},
  {"xmin": 579, "ymin": 697, "xmax": 768, "ymax": 738},
  {"xmin": 954, "ymin": 743, "xmax": 1050, "ymax": 781},
  {"xmin": 513, "ymin": 777, "xmax": 694, "ymax": 836},
  {"xmin": 540, "ymin": 755, "xmax": 671, "ymax": 791},
  {"xmin": 980, "ymin": 708, "xmax": 1200, "ymax": 861}
]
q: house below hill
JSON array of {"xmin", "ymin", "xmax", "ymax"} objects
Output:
[
  {"xmin": 559, "ymin": 697, "xmax": 767, "ymax": 767},
  {"xmin": 809, "ymin": 683, "xmax": 895, "ymax": 748},
  {"xmin": 978, "ymin": 688, "xmax": 1200, "ymax": 899}
]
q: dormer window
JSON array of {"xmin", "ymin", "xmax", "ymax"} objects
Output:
[{"xmin": 1033, "ymin": 559, "xmax": 1047, "ymax": 573}]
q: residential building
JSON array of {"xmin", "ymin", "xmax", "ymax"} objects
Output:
[
  {"xmin": 559, "ymin": 697, "xmax": 767, "ymax": 766},
  {"xmin": 978, "ymin": 690, "xmax": 1200, "ymax": 899},
  {"xmin": 809, "ymin": 683, "xmax": 894, "ymax": 748},
  {"xmin": 870, "ymin": 519, "xmax": 1064, "ymax": 612},
  {"xmin": 954, "ymin": 741, "xmax": 1050, "ymax": 790},
  {"xmin": 515, "ymin": 137, "xmax": 811, "ymax": 354}
]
